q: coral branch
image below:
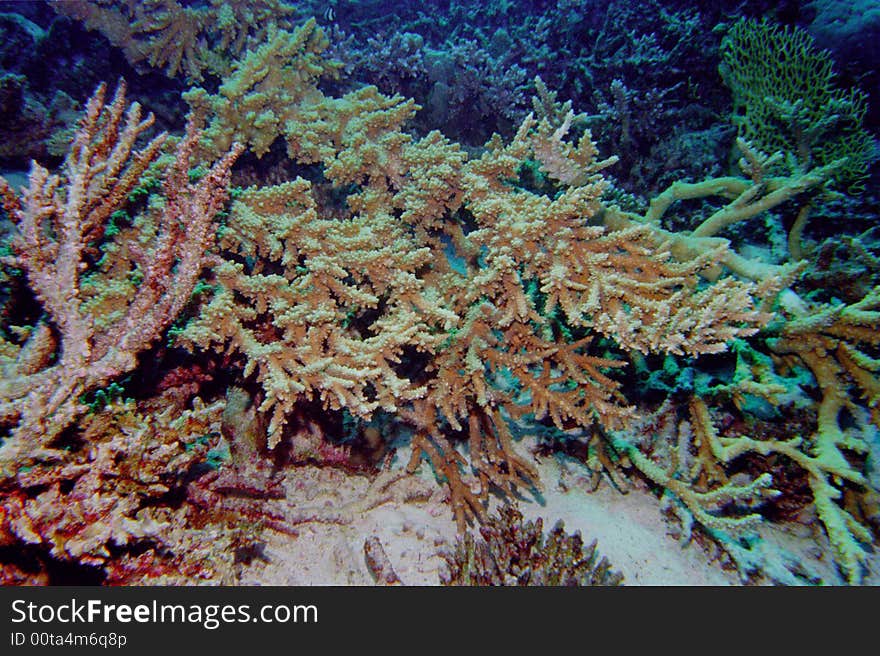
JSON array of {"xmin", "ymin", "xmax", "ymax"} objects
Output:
[{"xmin": 0, "ymin": 81, "xmax": 241, "ymax": 474}]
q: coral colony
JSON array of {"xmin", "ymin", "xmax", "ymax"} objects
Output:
[{"xmin": 0, "ymin": 0, "xmax": 877, "ymax": 585}]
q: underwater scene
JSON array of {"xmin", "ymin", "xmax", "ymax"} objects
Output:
[{"xmin": 0, "ymin": 0, "xmax": 878, "ymax": 586}]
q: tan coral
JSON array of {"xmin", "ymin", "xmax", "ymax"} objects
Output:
[
  {"xmin": 51, "ymin": 0, "xmax": 300, "ymax": 80},
  {"xmin": 0, "ymin": 81, "xmax": 241, "ymax": 473}
]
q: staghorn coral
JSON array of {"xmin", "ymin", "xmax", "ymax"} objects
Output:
[
  {"xmin": 600, "ymin": 282, "xmax": 880, "ymax": 584},
  {"xmin": 176, "ymin": 178, "xmax": 453, "ymax": 449},
  {"xmin": 1, "ymin": 12, "xmax": 876, "ymax": 586},
  {"xmin": 764, "ymin": 287, "xmax": 880, "ymax": 582},
  {"xmin": 182, "ymin": 19, "xmax": 344, "ymax": 160},
  {"xmin": 0, "ymin": 394, "xmax": 238, "ymax": 584},
  {"xmin": 441, "ymin": 504, "xmax": 623, "ymax": 586},
  {"xmin": 525, "ymin": 90, "xmax": 879, "ymax": 582},
  {"xmin": 620, "ymin": 137, "xmax": 842, "ymax": 265},
  {"xmin": 0, "ymin": 81, "xmax": 241, "ymax": 475},
  {"xmin": 609, "ymin": 398, "xmax": 779, "ymax": 538},
  {"xmin": 592, "ymin": 397, "xmax": 822, "ymax": 585},
  {"xmin": 182, "ymin": 19, "xmax": 427, "ymax": 203},
  {"xmin": 0, "ymin": 81, "xmax": 248, "ymax": 584},
  {"xmin": 174, "ymin": 26, "xmax": 788, "ymax": 532},
  {"xmin": 396, "ymin": 117, "xmax": 784, "ymax": 530},
  {"xmin": 50, "ymin": 0, "xmax": 302, "ymax": 81}
]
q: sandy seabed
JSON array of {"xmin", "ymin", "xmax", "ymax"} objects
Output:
[{"xmin": 236, "ymin": 438, "xmax": 880, "ymax": 586}]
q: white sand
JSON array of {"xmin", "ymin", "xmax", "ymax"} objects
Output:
[{"xmin": 240, "ymin": 439, "xmax": 851, "ymax": 586}]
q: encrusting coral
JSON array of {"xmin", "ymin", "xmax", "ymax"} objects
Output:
[{"xmin": 0, "ymin": 14, "xmax": 877, "ymax": 585}]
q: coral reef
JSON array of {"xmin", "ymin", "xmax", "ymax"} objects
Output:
[
  {"xmin": 0, "ymin": 81, "xmax": 241, "ymax": 466},
  {"xmin": 0, "ymin": 395, "xmax": 237, "ymax": 585},
  {"xmin": 50, "ymin": 0, "xmax": 302, "ymax": 81},
  {"xmin": 0, "ymin": 2, "xmax": 877, "ymax": 587},
  {"xmin": 720, "ymin": 18, "xmax": 872, "ymax": 191},
  {"xmin": 441, "ymin": 504, "xmax": 623, "ymax": 586}
]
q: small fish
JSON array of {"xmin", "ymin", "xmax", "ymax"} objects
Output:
[{"xmin": 322, "ymin": 6, "xmax": 336, "ymax": 23}]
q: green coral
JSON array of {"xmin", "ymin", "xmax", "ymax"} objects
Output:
[
  {"xmin": 79, "ymin": 380, "xmax": 130, "ymax": 413},
  {"xmin": 720, "ymin": 18, "xmax": 872, "ymax": 191}
]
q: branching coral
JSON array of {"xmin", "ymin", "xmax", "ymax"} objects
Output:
[
  {"xmin": 0, "ymin": 82, "xmax": 249, "ymax": 583},
  {"xmin": 610, "ymin": 398, "xmax": 779, "ymax": 536},
  {"xmin": 183, "ymin": 18, "xmax": 423, "ymax": 199},
  {"xmin": 764, "ymin": 287, "xmax": 880, "ymax": 582},
  {"xmin": 0, "ymin": 81, "xmax": 241, "ymax": 474},
  {"xmin": 0, "ymin": 395, "xmax": 236, "ymax": 584},
  {"xmin": 175, "ymin": 42, "xmax": 785, "ymax": 531},
  {"xmin": 590, "ymin": 257, "xmax": 878, "ymax": 583},
  {"xmin": 183, "ymin": 19, "xmax": 343, "ymax": 159},
  {"xmin": 1, "ymin": 12, "xmax": 876, "ymax": 586},
  {"xmin": 176, "ymin": 178, "xmax": 452, "ymax": 448},
  {"xmin": 441, "ymin": 504, "xmax": 623, "ymax": 586},
  {"xmin": 50, "ymin": 0, "xmax": 301, "ymax": 80},
  {"xmin": 620, "ymin": 138, "xmax": 841, "ymax": 265},
  {"xmin": 530, "ymin": 99, "xmax": 877, "ymax": 582}
]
